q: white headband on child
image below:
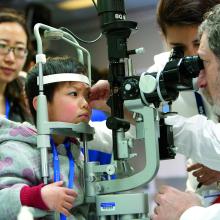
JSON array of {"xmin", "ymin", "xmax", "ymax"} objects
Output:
[{"xmin": 37, "ymin": 73, "xmax": 91, "ymax": 86}]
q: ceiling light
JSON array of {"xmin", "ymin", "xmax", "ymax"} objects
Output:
[{"xmin": 57, "ymin": 0, "xmax": 96, "ymax": 10}]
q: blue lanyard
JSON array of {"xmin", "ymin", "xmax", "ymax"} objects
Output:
[
  {"xmin": 5, "ymin": 98, "xmax": 10, "ymax": 119},
  {"xmin": 194, "ymin": 91, "xmax": 206, "ymax": 116},
  {"xmin": 50, "ymin": 137, "xmax": 75, "ymax": 220}
]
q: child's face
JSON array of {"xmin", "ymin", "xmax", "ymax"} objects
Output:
[{"xmin": 47, "ymin": 81, "xmax": 91, "ymax": 124}]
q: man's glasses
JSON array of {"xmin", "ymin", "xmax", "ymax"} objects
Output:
[{"xmin": 0, "ymin": 43, "xmax": 28, "ymax": 58}]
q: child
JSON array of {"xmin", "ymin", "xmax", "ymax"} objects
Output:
[{"xmin": 0, "ymin": 56, "xmax": 111, "ymax": 219}]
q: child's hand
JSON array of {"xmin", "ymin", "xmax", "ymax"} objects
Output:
[{"xmin": 41, "ymin": 181, "xmax": 78, "ymax": 216}]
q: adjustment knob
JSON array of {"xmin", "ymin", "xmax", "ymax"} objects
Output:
[
  {"xmin": 122, "ymin": 77, "xmax": 139, "ymax": 99},
  {"xmin": 139, "ymin": 74, "xmax": 157, "ymax": 94}
]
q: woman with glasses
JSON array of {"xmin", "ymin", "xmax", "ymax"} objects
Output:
[{"xmin": 0, "ymin": 8, "xmax": 32, "ymax": 122}]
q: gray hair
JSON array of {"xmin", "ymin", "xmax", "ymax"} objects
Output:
[{"xmin": 199, "ymin": 4, "xmax": 220, "ymax": 59}]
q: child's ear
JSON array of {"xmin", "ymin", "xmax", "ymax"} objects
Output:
[{"xmin": 32, "ymin": 96, "xmax": 38, "ymax": 111}]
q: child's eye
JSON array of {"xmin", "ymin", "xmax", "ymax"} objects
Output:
[{"xmin": 68, "ymin": 91, "xmax": 78, "ymax": 96}]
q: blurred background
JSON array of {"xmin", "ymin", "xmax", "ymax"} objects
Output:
[
  {"xmin": 0, "ymin": 0, "xmax": 187, "ymax": 213},
  {"xmin": 0, "ymin": 0, "xmax": 163, "ymax": 72}
]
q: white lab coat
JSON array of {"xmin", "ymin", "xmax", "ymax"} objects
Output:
[
  {"xmin": 166, "ymin": 114, "xmax": 220, "ymax": 171},
  {"xmin": 166, "ymin": 114, "xmax": 220, "ymax": 219},
  {"xmin": 180, "ymin": 204, "xmax": 220, "ymax": 220}
]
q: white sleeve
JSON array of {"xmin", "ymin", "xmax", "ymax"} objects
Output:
[
  {"xmin": 165, "ymin": 114, "xmax": 220, "ymax": 171},
  {"xmin": 87, "ymin": 121, "xmax": 136, "ymax": 153},
  {"xmin": 147, "ymin": 52, "xmax": 170, "ymax": 73},
  {"xmin": 180, "ymin": 204, "xmax": 220, "ymax": 220}
]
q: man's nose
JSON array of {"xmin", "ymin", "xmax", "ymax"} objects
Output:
[{"xmin": 197, "ymin": 69, "xmax": 207, "ymax": 88}]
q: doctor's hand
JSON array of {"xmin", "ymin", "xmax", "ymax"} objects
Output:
[
  {"xmin": 187, "ymin": 163, "xmax": 220, "ymax": 185},
  {"xmin": 89, "ymin": 80, "xmax": 111, "ymax": 113},
  {"xmin": 89, "ymin": 80, "xmax": 135, "ymax": 124},
  {"xmin": 41, "ymin": 181, "xmax": 78, "ymax": 216},
  {"xmin": 152, "ymin": 185, "xmax": 201, "ymax": 220}
]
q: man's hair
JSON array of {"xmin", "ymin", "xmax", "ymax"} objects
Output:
[
  {"xmin": 25, "ymin": 56, "xmax": 87, "ymax": 124},
  {"xmin": 156, "ymin": 0, "xmax": 220, "ymax": 36},
  {"xmin": 199, "ymin": 4, "xmax": 220, "ymax": 60}
]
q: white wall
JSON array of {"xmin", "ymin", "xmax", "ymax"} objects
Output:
[{"xmin": 49, "ymin": 6, "xmax": 164, "ymax": 72}]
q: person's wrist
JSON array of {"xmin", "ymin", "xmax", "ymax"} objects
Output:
[{"xmin": 20, "ymin": 184, "xmax": 49, "ymax": 210}]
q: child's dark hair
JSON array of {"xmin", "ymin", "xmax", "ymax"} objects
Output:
[{"xmin": 25, "ymin": 56, "xmax": 87, "ymax": 124}]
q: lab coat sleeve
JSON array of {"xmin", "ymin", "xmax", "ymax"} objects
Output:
[
  {"xmin": 147, "ymin": 51, "xmax": 170, "ymax": 73},
  {"xmin": 88, "ymin": 121, "xmax": 136, "ymax": 153},
  {"xmin": 180, "ymin": 204, "xmax": 220, "ymax": 220},
  {"xmin": 165, "ymin": 114, "xmax": 220, "ymax": 171}
]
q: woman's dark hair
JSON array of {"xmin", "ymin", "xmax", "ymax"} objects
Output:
[
  {"xmin": 0, "ymin": 8, "xmax": 33, "ymax": 122},
  {"xmin": 156, "ymin": 0, "xmax": 220, "ymax": 35},
  {"xmin": 25, "ymin": 56, "xmax": 87, "ymax": 124}
]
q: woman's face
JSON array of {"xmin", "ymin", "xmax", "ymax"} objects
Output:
[
  {"xmin": 164, "ymin": 25, "xmax": 200, "ymax": 56},
  {"xmin": 0, "ymin": 22, "xmax": 27, "ymax": 84}
]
